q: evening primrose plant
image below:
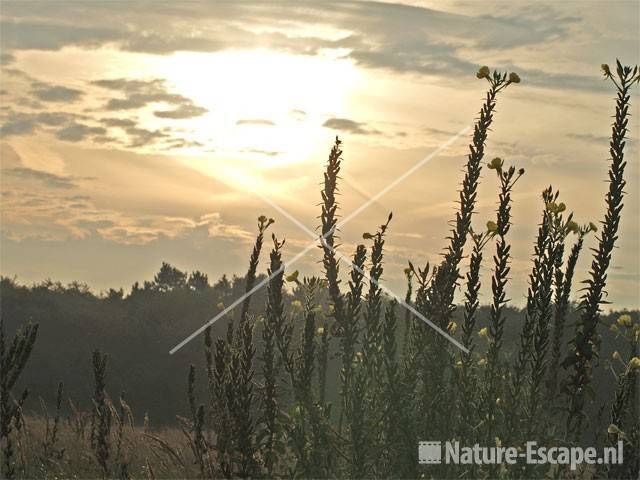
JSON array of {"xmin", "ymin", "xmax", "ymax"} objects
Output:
[{"xmin": 2, "ymin": 62, "xmax": 639, "ymax": 480}]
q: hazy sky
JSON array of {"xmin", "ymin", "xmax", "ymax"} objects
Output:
[{"xmin": 1, "ymin": 1, "xmax": 639, "ymax": 309}]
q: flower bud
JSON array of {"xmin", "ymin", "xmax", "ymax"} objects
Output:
[
  {"xmin": 508, "ymin": 72, "xmax": 521, "ymax": 84},
  {"xmin": 477, "ymin": 66, "xmax": 490, "ymax": 79},
  {"xmin": 286, "ymin": 270, "xmax": 300, "ymax": 283},
  {"xmin": 488, "ymin": 157, "xmax": 503, "ymax": 170},
  {"xmin": 566, "ymin": 220, "xmax": 579, "ymax": 234}
]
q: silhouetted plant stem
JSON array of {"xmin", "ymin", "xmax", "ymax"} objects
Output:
[
  {"xmin": 484, "ymin": 162, "xmax": 523, "ymax": 444},
  {"xmin": 260, "ymin": 235, "xmax": 285, "ymax": 478},
  {"xmin": 547, "ymin": 226, "xmax": 590, "ymax": 398},
  {"xmin": 565, "ymin": 61, "xmax": 639, "ymax": 441}
]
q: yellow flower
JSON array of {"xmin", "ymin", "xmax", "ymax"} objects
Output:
[
  {"xmin": 455, "ymin": 360, "xmax": 463, "ymax": 368},
  {"xmin": 607, "ymin": 424, "xmax": 620, "ymax": 435},
  {"xmin": 612, "ymin": 351, "xmax": 621, "ymax": 361},
  {"xmin": 610, "ymin": 323, "xmax": 619, "ymax": 333},
  {"xmin": 216, "ymin": 302, "xmax": 225, "ymax": 309},
  {"xmin": 629, "ymin": 357, "xmax": 640, "ymax": 371},
  {"xmin": 495, "ymin": 437, "xmax": 502, "ymax": 448},
  {"xmin": 478, "ymin": 327, "xmax": 489, "ymax": 339},
  {"xmin": 617, "ymin": 314, "xmax": 633, "ymax": 327},
  {"xmin": 508, "ymin": 72, "xmax": 521, "ymax": 84},
  {"xmin": 291, "ymin": 300, "xmax": 302, "ymax": 309},
  {"xmin": 495, "ymin": 397, "xmax": 502, "ymax": 407},
  {"xmin": 478, "ymin": 358, "xmax": 487, "ymax": 366},
  {"xmin": 355, "ymin": 351, "xmax": 363, "ymax": 362},
  {"xmin": 317, "ymin": 327, "xmax": 325, "ymax": 336},
  {"xmin": 476, "ymin": 65, "xmax": 490, "ymax": 79},
  {"xmin": 448, "ymin": 321, "xmax": 458, "ymax": 333}
]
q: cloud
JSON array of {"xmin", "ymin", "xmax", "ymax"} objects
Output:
[
  {"xmin": 2, "ymin": 167, "xmax": 78, "ymax": 189},
  {"xmin": 236, "ymin": 118, "xmax": 276, "ymax": 126},
  {"xmin": 0, "ymin": 111, "xmax": 98, "ymax": 140},
  {"xmin": 100, "ymin": 117, "xmax": 137, "ymax": 128},
  {"xmin": 124, "ymin": 126, "xmax": 169, "ymax": 148},
  {"xmin": 290, "ymin": 109, "xmax": 307, "ymax": 120},
  {"xmin": 153, "ymin": 103, "xmax": 208, "ymax": 119},
  {"xmin": 31, "ymin": 83, "xmax": 83, "ymax": 102},
  {"xmin": 92, "ymin": 77, "xmax": 207, "ymax": 116},
  {"xmin": 244, "ymin": 148, "xmax": 281, "ymax": 157},
  {"xmin": 55, "ymin": 122, "xmax": 106, "ymax": 142},
  {"xmin": 566, "ymin": 132, "xmax": 611, "ymax": 144},
  {"xmin": 0, "ymin": 2, "xmax": 612, "ymax": 92},
  {"xmin": 0, "ymin": 52, "xmax": 15, "ymax": 65},
  {"xmin": 0, "ymin": 114, "xmax": 37, "ymax": 136},
  {"xmin": 322, "ymin": 117, "xmax": 379, "ymax": 135},
  {"xmin": 0, "ymin": 20, "xmax": 120, "ymax": 51}
]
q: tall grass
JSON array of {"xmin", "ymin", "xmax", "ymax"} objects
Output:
[{"xmin": 1, "ymin": 62, "xmax": 639, "ymax": 479}]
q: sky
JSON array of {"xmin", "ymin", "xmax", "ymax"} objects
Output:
[{"xmin": 0, "ymin": 1, "xmax": 639, "ymax": 309}]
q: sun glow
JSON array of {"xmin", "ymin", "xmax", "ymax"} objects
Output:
[{"xmin": 158, "ymin": 49, "xmax": 361, "ymax": 168}]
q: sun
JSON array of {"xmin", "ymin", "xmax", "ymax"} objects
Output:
[{"xmin": 157, "ymin": 49, "xmax": 361, "ymax": 168}]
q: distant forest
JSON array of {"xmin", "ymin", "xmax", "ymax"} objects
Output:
[{"xmin": 0, "ymin": 262, "xmax": 636, "ymax": 426}]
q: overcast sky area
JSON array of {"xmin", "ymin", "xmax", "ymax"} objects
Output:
[{"xmin": 0, "ymin": 1, "xmax": 638, "ymax": 309}]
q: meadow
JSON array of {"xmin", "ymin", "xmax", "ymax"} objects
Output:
[{"xmin": 1, "ymin": 62, "xmax": 639, "ymax": 479}]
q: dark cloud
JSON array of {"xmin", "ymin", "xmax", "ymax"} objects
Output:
[
  {"xmin": 0, "ymin": 111, "xmax": 88, "ymax": 137},
  {"xmin": 55, "ymin": 122, "xmax": 106, "ymax": 142},
  {"xmin": 0, "ymin": 52, "xmax": 15, "ymax": 65},
  {"xmin": 100, "ymin": 117, "xmax": 137, "ymax": 128},
  {"xmin": 31, "ymin": 84, "xmax": 83, "ymax": 102},
  {"xmin": 236, "ymin": 119, "xmax": 276, "ymax": 126},
  {"xmin": 0, "ymin": 114, "xmax": 37, "ymax": 136},
  {"xmin": 153, "ymin": 104, "xmax": 208, "ymax": 119},
  {"xmin": 2, "ymin": 167, "xmax": 77, "ymax": 189},
  {"xmin": 0, "ymin": 2, "xmax": 608, "ymax": 92},
  {"xmin": 92, "ymin": 77, "xmax": 207, "ymax": 114},
  {"xmin": 322, "ymin": 117, "xmax": 379, "ymax": 135},
  {"xmin": 124, "ymin": 126, "xmax": 169, "ymax": 148},
  {"xmin": 0, "ymin": 20, "xmax": 120, "ymax": 51}
]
